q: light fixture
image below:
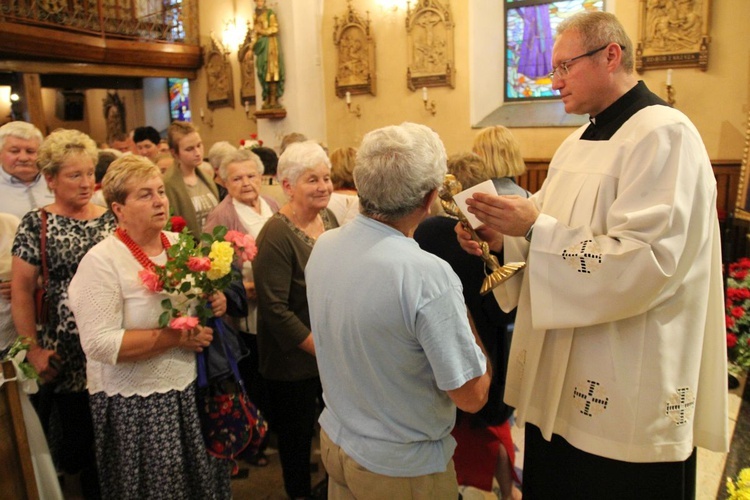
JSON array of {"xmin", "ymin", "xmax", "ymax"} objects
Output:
[
  {"xmin": 199, "ymin": 108, "xmax": 214, "ymax": 128},
  {"xmin": 344, "ymin": 91, "xmax": 361, "ymax": 118},
  {"xmin": 10, "ymin": 93, "xmax": 19, "ymax": 102},
  {"xmin": 421, "ymin": 87, "xmax": 437, "ymax": 116},
  {"xmin": 221, "ymin": 18, "xmax": 246, "ymax": 55}
]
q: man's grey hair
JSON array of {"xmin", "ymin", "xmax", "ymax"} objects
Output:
[
  {"xmin": 0, "ymin": 121, "xmax": 43, "ymax": 151},
  {"xmin": 354, "ymin": 122, "xmax": 446, "ymax": 222},
  {"xmin": 277, "ymin": 140, "xmax": 331, "ymax": 187},
  {"xmin": 218, "ymin": 148, "xmax": 264, "ymax": 181},
  {"xmin": 207, "ymin": 141, "xmax": 237, "ymax": 171},
  {"xmin": 557, "ymin": 11, "xmax": 634, "ymax": 73}
]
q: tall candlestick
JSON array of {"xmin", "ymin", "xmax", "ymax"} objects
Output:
[
  {"xmin": 666, "ymin": 69, "xmax": 673, "ymax": 86},
  {"xmin": 345, "ymin": 91, "xmax": 351, "ymax": 104},
  {"xmin": 422, "ymin": 87, "xmax": 428, "ymax": 101}
]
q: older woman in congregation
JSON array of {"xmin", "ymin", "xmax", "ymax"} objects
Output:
[
  {"xmin": 253, "ymin": 140, "xmax": 338, "ymax": 499},
  {"xmin": 68, "ymin": 155, "xmax": 231, "ymax": 499},
  {"xmin": 204, "ymin": 147, "xmax": 279, "ymax": 458},
  {"xmin": 11, "ymin": 128, "xmax": 116, "ymax": 497}
]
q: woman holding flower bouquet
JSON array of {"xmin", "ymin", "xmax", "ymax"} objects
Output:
[
  {"xmin": 68, "ymin": 155, "xmax": 231, "ymax": 499},
  {"xmin": 254, "ymin": 140, "xmax": 338, "ymax": 499}
]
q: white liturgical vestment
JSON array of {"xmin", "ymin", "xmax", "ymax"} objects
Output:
[{"xmin": 495, "ymin": 104, "xmax": 729, "ymax": 463}]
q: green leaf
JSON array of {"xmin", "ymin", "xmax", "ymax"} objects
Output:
[
  {"xmin": 180, "ymin": 281, "xmax": 192, "ymax": 293},
  {"xmin": 159, "ymin": 311, "xmax": 171, "ymax": 328},
  {"xmin": 200, "ymin": 233, "xmax": 213, "ymax": 246},
  {"xmin": 161, "ymin": 298, "xmax": 172, "ymax": 309},
  {"xmin": 213, "ymin": 225, "xmax": 228, "ymax": 239}
]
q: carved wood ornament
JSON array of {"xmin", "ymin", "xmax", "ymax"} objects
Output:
[
  {"xmin": 333, "ymin": 0, "xmax": 376, "ymax": 98},
  {"xmin": 204, "ymin": 33, "xmax": 234, "ymax": 110},
  {"xmin": 406, "ymin": 0, "xmax": 455, "ymax": 91},
  {"xmin": 636, "ymin": 0, "xmax": 711, "ymax": 72},
  {"xmin": 238, "ymin": 20, "xmax": 256, "ymax": 105}
]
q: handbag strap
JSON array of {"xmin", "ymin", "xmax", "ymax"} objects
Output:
[{"xmin": 39, "ymin": 208, "xmax": 49, "ymax": 290}]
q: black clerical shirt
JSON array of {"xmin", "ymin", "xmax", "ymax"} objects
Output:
[{"xmin": 581, "ymin": 81, "xmax": 669, "ymax": 141}]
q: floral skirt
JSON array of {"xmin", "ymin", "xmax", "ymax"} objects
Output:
[{"xmin": 89, "ymin": 382, "xmax": 231, "ymax": 500}]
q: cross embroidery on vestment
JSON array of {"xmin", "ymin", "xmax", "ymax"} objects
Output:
[
  {"xmin": 562, "ymin": 239, "xmax": 602, "ymax": 273},
  {"xmin": 665, "ymin": 387, "xmax": 695, "ymax": 426},
  {"xmin": 573, "ymin": 379, "xmax": 609, "ymax": 417}
]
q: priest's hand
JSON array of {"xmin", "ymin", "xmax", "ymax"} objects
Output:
[{"xmin": 466, "ymin": 194, "xmax": 538, "ymax": 237}]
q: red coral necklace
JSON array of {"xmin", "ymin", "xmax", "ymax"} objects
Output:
[{"xmin": 115, "ymin": 227, "xmax": 171, "ymax": 270}]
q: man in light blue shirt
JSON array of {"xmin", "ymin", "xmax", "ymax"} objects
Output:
[
  {"xmin": 0, "ymin": 121, "xmax": 52, "ymax": 220},
  {"xmin": 306, "ymin": 122, "xmax": 490, "ymax": 498}
]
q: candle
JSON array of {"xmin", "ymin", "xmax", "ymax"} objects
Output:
[
  {"xmin": 345, "ymin": 91, "xmax": 351, "ymax": 104},
  {"xmin": 244, "ymin": 101, "xmax": 250, "ymax": 113},
  {"xmin": 422, "ymin": 87, "xmax": 428, "ymax": 101},
  {"xmin": 666, "ymin": 69, "xmax": 673, "ymax": 86},
  {"xmin": 200, "ymin": 108, "xmax": 204, "ymax": 118}
]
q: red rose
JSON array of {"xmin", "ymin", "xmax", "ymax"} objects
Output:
[
  {"xmin": 726, "ymin": 316, "xmax": 736, "ymax": 329},
  {"xmin": 170, "ymin": 216, "xmax": 187, "ymax": 233},
  {"xmin": 735, "ymin": 270, "xmax": 748, "ymax": 281},
  {"xmin": 731, "ymin": 306, "xmax": 745, "ymax": 319},
  {"xmin": 727, "ymin": 333, "xmax": 738, "ymax": 348}
]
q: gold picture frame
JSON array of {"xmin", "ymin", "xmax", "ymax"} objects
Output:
[
  {"xmin": 205, "ymin": 34, "xmax": 234, "ymax": 110},
  {"xmin": 333, "ymin": 1, "xmax": 376, "ymax": 98},
  {"xmin": 636, "ymin": 0, "xmax": 711, "ymax": 72},
  {"xmin": 405, "ymin": 0, "xmax": 455, "ymax": 91},
  {"xmin": 733, "ymin": 110, "xmax": 750, "ymax": 222}
]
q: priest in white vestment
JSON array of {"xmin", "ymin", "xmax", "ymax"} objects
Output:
[{"xmin": 458, "ymin": 11, "xmax": 728, "ymax": 498}]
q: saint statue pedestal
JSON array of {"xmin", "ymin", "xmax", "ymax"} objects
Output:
[{"xmin": 254, "ymin": 108, "xmax": 287, "ymax": 120}]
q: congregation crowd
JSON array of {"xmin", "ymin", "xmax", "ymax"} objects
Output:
[{"xmin": 0, "ymin": 11, "xmax": 731, "ymax": 500}]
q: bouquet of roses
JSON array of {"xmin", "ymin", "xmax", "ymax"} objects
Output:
[
  {"xmin": 138, "ymin": 226, "xmax": 257, "ymax": 330},
  {"xmin": 725, "ymin": 257, "xmax": 750, "ymax": 372}
]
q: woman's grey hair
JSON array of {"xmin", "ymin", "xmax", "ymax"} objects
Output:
[
  {"xmin": 218, "ymin": 148, "xmax": 264, "ymax": 181},
  {"xmin": 354, "ymin": 122, "xmax": 446, "ymax": 222},
  {"xmin": 557, "ymin": 11, "xmax": 634, "ymax": 73},
  {"xmin": 277, "ymin": 140, "xmax": 331, "ymax": 187},
  {"xmin": 0, "ymin": 121, "xmax": 43, "ymax": 151},
  {"xmin": 207, "ymin": 141, "xmax": 237, "ymax": 171}
]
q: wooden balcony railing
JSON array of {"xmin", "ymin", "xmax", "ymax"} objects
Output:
[{"xmin": 0, "ymin": 0, "xmax": 200, "ymax": 70}]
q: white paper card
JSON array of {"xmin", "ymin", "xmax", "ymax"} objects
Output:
[{"xmin": 452, "ymin": 179, "xmax": 497, "ymax": 230}]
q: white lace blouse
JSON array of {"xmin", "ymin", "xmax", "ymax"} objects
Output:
[{"xmin": 69, "ymin": 233, "xmax": 196, "ymax": 397}]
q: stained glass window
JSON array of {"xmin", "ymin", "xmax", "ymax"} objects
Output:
[{"xmin": 505, "ymin": 0, "xmax": 604, "ymax": 101}]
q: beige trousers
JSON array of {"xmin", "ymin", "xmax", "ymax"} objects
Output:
[{"xmin": 320, "ymin": 429, "xmax": 458, "ymax": 500}]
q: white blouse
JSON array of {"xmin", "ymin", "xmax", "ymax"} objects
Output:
[{"xmin": 69, "ymin": 233, "xmax": 196, "ymax": 397}]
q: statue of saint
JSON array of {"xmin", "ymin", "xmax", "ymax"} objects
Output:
[{"xmin": 253, "ymin": 0, "xmax": 284, "ymax": 109}]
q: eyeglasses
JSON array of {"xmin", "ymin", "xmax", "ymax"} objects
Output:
[{"xmin": 548, "ymin": 44, "xmax": 610, "ymax": 80}]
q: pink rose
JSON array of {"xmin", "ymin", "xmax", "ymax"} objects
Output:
[
  {"xmin": 138, "ymin": 269, "xmax": 163, "ymax": 292},
  {"xmin": 169, "ymin": 316, "xmax": 200, "ymax": 330},
  {"xmin": 187, "ymin": 256, "xmax": 212, "ymax": 272},
  {"xmin": 225, "ymin": 230, "xmax": 258, "ymax": 263}
]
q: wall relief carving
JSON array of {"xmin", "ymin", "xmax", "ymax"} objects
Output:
[
  {"xmin": 636, "ymin": 0, "xmax": 711, "ymax": 72},
  {"xmin": 406, "ymin": 0, "xmax": 455, "ymax": 91},
  {"xmin": 333, "ymin": 0, "xmax": 376, "ymax": 98}
]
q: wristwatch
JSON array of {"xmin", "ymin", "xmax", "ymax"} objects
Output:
[{"xmin": 524, "ymin": 224, "xmax": 534, "ymax": 242}]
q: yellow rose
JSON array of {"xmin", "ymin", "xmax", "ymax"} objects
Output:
[{"xmin": 207, "ymin": 241, "xmax": 234, "ymax": 280}]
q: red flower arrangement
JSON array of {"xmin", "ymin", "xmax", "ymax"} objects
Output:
[{"xmin": 725, "ymin": 257, "xmax": 750, "ymax": 372}]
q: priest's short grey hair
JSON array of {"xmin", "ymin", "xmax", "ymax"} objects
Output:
[
  {"xmin": 277, "ymin": 140, "xmax": 331, "ymax": 187},
  {"xmin": 0, "ymin": 121, "xmax": 43, "ymax": 151},
  {"xmin": 557, "ymin": 11, "xmax": 634, "ymax": 73},
  {"xmin": 355, "ymin": 122, "xmax": 446, "ymax": 222},
  {"xmin": 218, "ymin": 148, "xmax": 264, "ymax": 181}
]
